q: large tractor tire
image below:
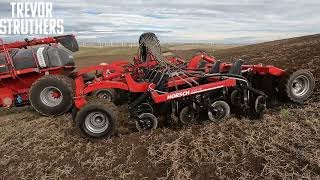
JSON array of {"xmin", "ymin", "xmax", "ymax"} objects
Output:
[
  {"xmin": 29, "ymin": 75, "xmax": 74, "ymax": 116},
  {"xmin": 139, "ymin": 32, "xmax": 161, "ymax": 49},
  {"xmin": 139, "ymin": 32, "xmax": 161, "ymax": 62},
  {"xmin": 75, "ymin": 97, "xmax": 117, "ymax": 138},
  {"xmin": 280, "ymin": 69, "xmax": 315, "ymax": 103}
]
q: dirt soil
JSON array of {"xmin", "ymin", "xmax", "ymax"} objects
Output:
[{"xmin": 1, "ymin": 34, "xmax": 320, "ymax": 179}]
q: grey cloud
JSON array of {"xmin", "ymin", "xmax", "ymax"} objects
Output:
[{"xmin": 0, "ymin": 0, "xmax": 319, "ymax": 43}]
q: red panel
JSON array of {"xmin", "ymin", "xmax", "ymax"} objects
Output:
[
  {"xmin": 202, "ymin": 55, "xmax": 216, "ymax": 63},
  {"xmin": 187, "ymin": 55, "xmax": 203, "ymax": 69},
  {"xmin": 187, "ymin": 54, "xmax": 216, "ymax": 69},
  {"xmin": 125, "ymin": 74, "xmax": 150, "ymax": 92},
  {"xmin": 74, "ymin": 76, "xmax": 85, "ymax": 97},
  {"xmin": 266, "ymin": 66, "xmax": 285, "ymax": 76}
]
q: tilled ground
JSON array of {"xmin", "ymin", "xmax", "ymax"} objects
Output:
[
  {"xmin": 0, "ymin": 103, "xmax": 319, "ymax": 179},
  {"xmin": 1, "ymin": 34, "xmax": 320, "ymax": 179}
]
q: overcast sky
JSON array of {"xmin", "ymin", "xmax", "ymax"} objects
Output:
[{"xmin": 0, "ymin": 0, "xmax": 319, "ymax": 44}]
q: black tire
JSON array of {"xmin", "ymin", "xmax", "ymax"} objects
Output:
[
  {"xmin": 280, "ymin": 69, "xmax": 315, "ymax": 103},
  {"xmin": 94, "ymin": 88, "xmax": 117, "ymax": 103},
  {"xmin": 139, "ymin": 32, "xmax": 161, "ymax": 57},
  {"xmin": 75, "ymin": 98, "xmax": 117, "ymax": 138},
  {"xmin": 207, "ymin": 101, "xmax": 230, "ymax": 122},
  {"xmin": 135, "ymin": 113, "xmax": 158, "ymax": 132},
  {"xmin": 29, "ymin": 75, "xmax": 74, "ymax": 116},
  {"xmin": 179, "ymin": 106, "xmax": 196, "ymax": 125},
  {"xmin": 139, "ymin": 32, "xmax": 160, "ymax": 49}
]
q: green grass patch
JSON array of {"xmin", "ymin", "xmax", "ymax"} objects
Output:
[{"xmin": 280, "ymin": 109, "xmax": 292, "ymax": 119}]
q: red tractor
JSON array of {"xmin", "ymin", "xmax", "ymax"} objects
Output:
[{"xmin": 0, "ymin": 35, "xmax": 79, "ymax": 116}]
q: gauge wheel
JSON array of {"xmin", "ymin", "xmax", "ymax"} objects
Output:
[
  {"xmin": 179, "ymin": 106, "xmax": 196, "ymax": 125},
  {"xmin": 208, "ymin": 101, "xmax": 230, "ymax": 122},
  {"xmin": 281, "ymin": 69, "xmax": 315, "ymax": 103},
  {"xmin": 135, "ymin": 113, "xmax": 158, "ymax": 132}
]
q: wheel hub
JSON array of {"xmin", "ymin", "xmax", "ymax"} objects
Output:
[
  {"xmin": 213, "ymin": 106, "xmax": 225, "ymax": 119},
  {"xmin": 85, "ymin": 112, "xmax": 109, "ymax": 134},
  {"xmin": 179, "ymin": 106, "xmax": 196, "ymax": 125},
  {"xmin": 139, "ymin": 118, "xmax": 152, "ymax": 130},
  {"xmin": 291, "ymin": 75, "xmax": 310, "ymax": 97},
  {"xmin": 98, "ymin": 92, "xmax": 112, "ymax": 102},
  {"xmin": 40, "ymin": 86, "xmax": 63, "ymax": 107},
  {"xmin": 136, "ymin": 113, "xmax": 158, "ymax": 131},
  {"xmin": 208, "ymin": 101, "xmax": 230, "ymax": 122},
  {"xmin": 182, "ymin": 112, "xmax": 194, "ymax": 123}
]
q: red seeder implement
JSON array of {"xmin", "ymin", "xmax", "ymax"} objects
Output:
[{"xmin": 71, "ymin": 33, "xmax": 315, "ymax": 138}]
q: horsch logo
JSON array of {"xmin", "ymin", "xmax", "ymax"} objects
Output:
[
  {"xmin": 0, "ymin": 2, "xmax": 64, "ymax": 35},
  {"xmin": 167, "ymin": 90, "xmax": 190, "ymax": 100}
]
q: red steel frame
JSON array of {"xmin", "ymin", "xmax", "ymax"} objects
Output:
[
  {"xmin": 135, "ymin": 52, "xmax": 286, "ymax": 76},
  {"xmin": 73, "ymin": 51, "xmax": 286, "ymax": 109},
  {"xmin": 184, "ymin": 53, "xmax": 285, "ymax": 76}
]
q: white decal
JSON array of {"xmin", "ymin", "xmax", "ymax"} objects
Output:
[{"xmin": 36, "ymin": 47, "xmax": 46, "ymax": 68}]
